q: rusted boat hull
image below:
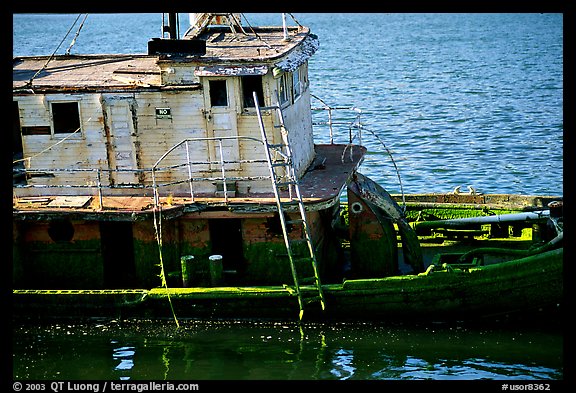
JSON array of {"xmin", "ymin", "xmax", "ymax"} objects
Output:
[
  {"xmin": 12, "ymin": 14, "xmax": 563, "ymax": 324},
  {"xmin": 12, "ymin": 186, "xmax": 563, "ymax": 323},
  {"xmin": 13, "ymin": 247, "xmax": 562, "ymax": 322}
]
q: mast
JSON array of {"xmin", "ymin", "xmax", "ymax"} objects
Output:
[{"xmin": 282, "ymin": 13, "xmax": 289, "ymax": 41}]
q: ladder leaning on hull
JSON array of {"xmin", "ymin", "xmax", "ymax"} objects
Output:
[{"xmin": 252, "ymin": 92, "xmax": 326, "ymax": 320}]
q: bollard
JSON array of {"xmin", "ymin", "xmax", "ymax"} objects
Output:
[
  {"xmin": 180, "ymin": 255, "xmax": 194, "ymax": 287},
  {"xmin": 209, "ymin": 255, "xmax": 223, "ymax": 286},
  {"xmin": 548, "ymin": 201, "xmax": 563, "ymax": 218}
]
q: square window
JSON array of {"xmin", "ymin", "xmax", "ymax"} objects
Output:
[
  {"xmin": 209, "ymin": 80, "xmax": 228, "ymax": 107},
  {"xmin": 279, "ymin": 74, "xmax": 290, "ymax": 105},
  {"xmin": 52, "ymin": 102, "xmax": 81, "ymax": 134},
  {"xmin": 293, "ymin": 70, "xmax": 301, "ymax": 99},
  {"xmin": 242, "ymin": 75, "xmax": 264, "ymax": 108}
]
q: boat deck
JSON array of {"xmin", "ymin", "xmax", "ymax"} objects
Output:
[
  {"xmin": 13, "ymin": 144, "xmax": 366, "ymax": 219},
  {"xmin": 13, "ymin": 26, "xmax": 313, "ymax": 93}
]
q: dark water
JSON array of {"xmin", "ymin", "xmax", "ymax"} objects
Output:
[
  {"xmin": 13, "ymin": 319, "xmax": 563, "ymax": 380},
  {"xmin": 12, "ymin": 13, "xmax": 564, "ymax": 381}
]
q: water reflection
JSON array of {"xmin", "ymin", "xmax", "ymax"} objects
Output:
[
  {"xmin": 111, "ymin": 342, "xmax": 135, "ymax": 380},
  {"xmin": 13, "ymin": 319, "xmax": 563, "ymax": 380},
  {"xmin": 372, "ymin": 356, "xmax": 561, "ymax": 380},
  {"xmin": 330, "ymin": 348, "xmax": 356, "ymax": 380}
]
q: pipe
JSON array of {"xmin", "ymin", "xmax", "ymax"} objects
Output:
[
  {"xmin": 414, "ymin": 210, "xmax": 550, "ymax": 234},
  {"xmin": 168, "ymin": 13, "xmax": 178, "ymax": 39}
]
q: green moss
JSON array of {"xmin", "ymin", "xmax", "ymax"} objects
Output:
[
  {"xmin": 404, "ymin": 207, "xmax": 520, "ymax": 221},
  {"xmin": 340, "ymin": 202, "xmax": 521, "ymax": 223},
  {"xmin": 242, "ymin": 241, "xmax": 314, "ymax": 284},
  {"xmin": 349, "ymin": 230, "xmax": 398, "ymax": 278},
  {"xmin": 15, "ymin": 239, "xmax": 104, "ymax": 288}
]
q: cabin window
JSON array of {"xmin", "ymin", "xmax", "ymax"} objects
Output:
[
  {"xmin": 209, "ymin": 80, "xmax": 228, "ymax": 107},
  {"xmin": 278, "ymin": 73, "xmax": 290, "ymax": 105},
  {"xmin": 241, "ymin": 75, "xmax": 264, "ymax": 108},
  {"xmin": 301, "ymin": 62, "xmax": 309, "ymax": 90},
  {"xmin": 51, "ymin": 102, "xmax": 81, "ymax": 134},
  {"xmin": 292, "ymin": 69, "xmax": 301, "ymax": 100}
]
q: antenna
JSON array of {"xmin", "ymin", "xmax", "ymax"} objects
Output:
[{"xmin": 162, "ymin": 13, "xmax": 179, "ymax": 39}]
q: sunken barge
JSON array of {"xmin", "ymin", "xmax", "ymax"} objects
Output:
[{"xmin": 13, "ymin": 13, "xmax": 563, "ymax": 322}]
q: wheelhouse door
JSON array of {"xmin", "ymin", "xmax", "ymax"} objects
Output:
[
  {"xmin": 202, "ymin": 78, "xmax": 240, "ymax": 173},
  {"xmin": 101, "ymin": 96, "xmax": 139, "ymax": 185}
]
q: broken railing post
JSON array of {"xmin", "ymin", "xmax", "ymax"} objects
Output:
[
  {"xmin": 180, "ymin": 255, "xmax": 194, "ymax": 287},
  {"xmin": 209, "ymin": 255, "xmax": 223, "ymax": 286}
]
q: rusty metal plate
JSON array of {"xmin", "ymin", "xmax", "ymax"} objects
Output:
[{"xmin": 46, "ymin": 196, "xmax": 92, "ymax": 208}]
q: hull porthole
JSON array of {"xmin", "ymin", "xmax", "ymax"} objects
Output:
[{"xmin": 351, "ymin": 201, "xmax": 363, "ymax": 214}]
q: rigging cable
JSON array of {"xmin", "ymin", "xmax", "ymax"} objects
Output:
[
  {"xmin": 238, "ymin": 14, "xmax": 276, "ymax": 52},
  {"xmin": 26, "ymin": 14, "xmax": 84, "ymax": 87},
  {"xmin": 286, "ymin": 13, "xmax": 304, "ymax": 28},
  {"xmin": 357, "ymin": 125, "xmax": 407, "ymax": 213},
  {"xmin": 65, "ymin": 14, "xmax": 89, "ymax": 55}
]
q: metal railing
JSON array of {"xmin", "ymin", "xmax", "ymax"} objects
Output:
[
  {"xmin": 311, "ymin": 94, "xmax": 363, "ymax": 145},
  {"xmin": 13, "ymin": 135, "xmax": 276, "ymax": 209},
  {"xmin": 14, "ymin": 96, "xmax": 368, "ymax": 208},
  {"xmin": 151, "ymin": 135, "xmax": 272, "ymax": 205}
]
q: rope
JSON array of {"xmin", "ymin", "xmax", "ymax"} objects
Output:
[
  {"xmin": 152, "ymin": 204, "xmax": 180, "ymax": 328},
  {"xmin": 12, "ymin": 119, "xmax": 91, "ymax": 166}
]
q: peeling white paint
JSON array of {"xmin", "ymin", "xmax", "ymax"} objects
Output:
[
  {"xmin": 274, "ymin": 34, "xmax": 319, "ymax": 72},
  {"xmin": 195, "ymin": 65, "xmax": 268, "ymax": 77}
]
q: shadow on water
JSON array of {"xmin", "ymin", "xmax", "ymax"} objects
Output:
[{"xmin": 13, "ymin": 317, "xmax": 563, "ymax": 380}]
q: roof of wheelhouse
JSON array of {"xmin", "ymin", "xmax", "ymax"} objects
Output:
[
  {"xmin": 13, "ymin": 20, "xmax": 318, "ymax": 93},
  {"xmin": 187, "ymin": 25, "xmax": 316, "ymax": 62}
]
